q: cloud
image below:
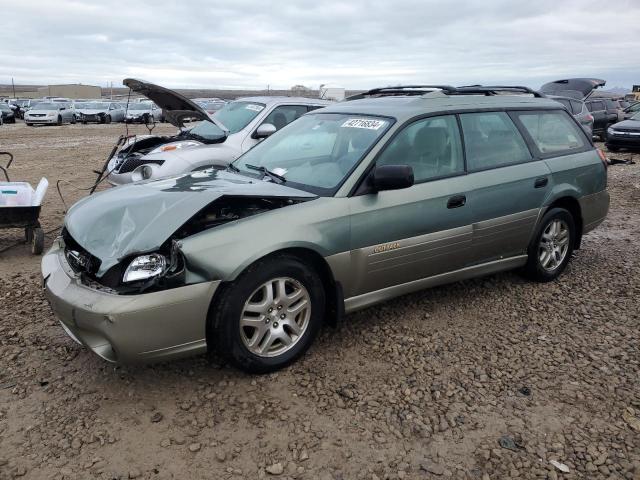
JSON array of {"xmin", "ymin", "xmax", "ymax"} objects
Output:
[{"xmin": 0, "ymin": 0, "xmax": 638, "ymax": 90}]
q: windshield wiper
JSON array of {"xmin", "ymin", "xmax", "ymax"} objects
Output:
[
  {"xmin": 245, "ymin": 163, "xmax": 286, "ymax": 183},
  {"xmin": 227, "ymin": 163, "xmax": 240, "ymax": 173}
]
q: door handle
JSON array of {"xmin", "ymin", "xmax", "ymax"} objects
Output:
[
  {"xmin": 447, "ymin": 194, "xmax": 466, "ymax": 209},
  {"xmin": 534, "ymin": 177, "xmax": 548, "ymax": 188}
]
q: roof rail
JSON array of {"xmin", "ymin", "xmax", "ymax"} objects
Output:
[
  {"xmin": 454, "ymin": 85, "xmax": 545, "ymax": 97},
  {"xmin": 345, "ymin": 84, "xmax": 545, "ymax": 101},
  {"xmin": 345, "ymin": 85, "xmax": 457, "ymax": 100}
]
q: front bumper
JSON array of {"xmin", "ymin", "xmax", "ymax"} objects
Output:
[
  {"xmin": 41, "ymin": 238, "xmax": 220, "ymax": 364},
  {"xmin": 26, "ymin": 117, "xmax": 58, "ymax": 124},
  {"xmin": 605, "ymin": 133, "xmax": 640, "ymax": 149}
]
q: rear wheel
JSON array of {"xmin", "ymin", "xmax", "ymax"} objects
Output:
[
  {"xmin": 209, "ymin": 254, "xmax": 325, "ymax": 373},
  {"xmin": 522, "ymin": 208, "xmax": 575, "ymax": 282}
]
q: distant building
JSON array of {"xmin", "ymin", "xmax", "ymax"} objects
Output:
[{"xmin": 36, "ymin": 84, "xmax": 101, "ymax": 99}]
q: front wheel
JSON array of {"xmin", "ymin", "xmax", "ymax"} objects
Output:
[
  {"xmin": 56, "ymin": 115, "xmax": 62, "ymax": 126},
  {"xmin": 105, "ymin": 114, "xmax": 111, "ymax": 124},
  {"xmin": 522, "ymin": 208, "xmax": 576, "ymax": 282},
  {"xmin": 209, "ymin": 255, "xmax": 325, "ymax": 373}
]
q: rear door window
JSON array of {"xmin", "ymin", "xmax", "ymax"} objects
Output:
[
  {"xmin": 514, "ymin": 110, "xmax": 587, "ymax": 155},
  {"xmin": 459, "ymin": 112, "xmax": 531, "ymax": 171},
  {"xmin": 587, "ymin": 101, "xmax": 605, "ymax": 112}
]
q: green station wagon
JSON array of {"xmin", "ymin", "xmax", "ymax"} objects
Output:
[{"xmin": 42, "ymin": 85, "xmax": 610, "ymax": 373}]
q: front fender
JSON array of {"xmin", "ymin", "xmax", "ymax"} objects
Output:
[{"xmin": 178, "ymin": 197, "xmax": 350, "ymax": 282}]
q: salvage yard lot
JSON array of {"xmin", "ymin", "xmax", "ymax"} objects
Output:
[{"xmin": 0, "ymin": 123, "xmax": 639, "ymax": 480}]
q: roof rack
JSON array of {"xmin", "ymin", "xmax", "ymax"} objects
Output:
[
  {"xmin": 454, "ymin": 85, "xmax": 545, "ymax": 97},
  {"xmin": 345, "ymin": 84, "xmax": 545, "ymax": 100},
  {"xmin": 345, "ymin": 85, "xmax": 457, "ymax": 100}
]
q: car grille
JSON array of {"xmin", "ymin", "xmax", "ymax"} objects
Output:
[
  {"xmin": 62, "ymin": 228, "xmax": 101, "ymax": 276},
  {"xmin": 30, "ymin": 114, "xmax": 46, "ymax": 117},
  {"xmin": 115, "ymin": 157, "xmax": 164, "ymax": 174}
]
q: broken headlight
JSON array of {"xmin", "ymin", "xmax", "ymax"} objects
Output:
[{"xmin": 123, "ymin": 254, "xmax": 167, "ymax": 283}]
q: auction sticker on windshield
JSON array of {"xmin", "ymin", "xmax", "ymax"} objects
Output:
[
  {"xmin": 245, "ymin": 104, "xmax": 264, "ymax": 112},
  {"xmin": 341, "ymin": 118, "xmax": 387, "ymax": 130}
]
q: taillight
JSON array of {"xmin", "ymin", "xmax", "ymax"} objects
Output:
[
  {"xmin": 586, "ymin": 114, "xmax": 594, "ymax": 122},
  {"xmin": 597, "ymin": 149, "xmax": 608, "ymax": 169}
]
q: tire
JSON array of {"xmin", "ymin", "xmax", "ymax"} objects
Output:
[
  {"xmin": 522, "ymin": 208, "xmax": 576, "ymax": 282},
  {"xmin": 142, "ymin": 114, "xmax": 149, "ymax": 124},
  {"xmin": 105, "ymin": 114, "xmax": 111, "ymax": 124},
  {"xmin": 56, "ymin": 116, "xmax": 62, "ymax": 126},
  {"xmin": 26, "ymin": 123, "xmax": 33, "ymax": 126},
  {"xmin": 209, "ymin": 254, "xmax": 325, "ymax": 373},
  {"xmin": 31, "ymin": 227, "xmax": 44, "ymax": 255},
  {"xmin": 25, "ymin": 227, "xmax": 33, "ymax": 244},
  {"xmin": 607, "ymin": 146, "xmax": 620, "ymax": 152},
  {"xmin": 71, "ymin": 116, "xmax": 76, "ymax": 124}
]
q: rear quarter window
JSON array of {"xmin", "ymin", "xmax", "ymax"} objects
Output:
[
  {"xmin": 570, "ymin": 100, "xmax": 584, "ymax": 115},
  {"xmin": 514, "ymin": 110, "xmax": 587, "ymax": 156}
]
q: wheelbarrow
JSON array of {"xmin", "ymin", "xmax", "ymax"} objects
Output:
[{"xmin": 0, "ymin": 152, "xmax": 49, "ymax": 255}]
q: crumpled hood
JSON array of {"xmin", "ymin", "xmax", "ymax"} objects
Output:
[
  {"xmin": 77, "ymin": 108, "xmax": 108, "ymax": 114},
  {"xmin": 65, "ymin": 169, "xmax": 316, "ymax": 276}
]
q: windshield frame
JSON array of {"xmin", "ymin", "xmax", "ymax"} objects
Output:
[{"xmin": 230, "ymin": 112, "xmax": 396, "ymax": 197}]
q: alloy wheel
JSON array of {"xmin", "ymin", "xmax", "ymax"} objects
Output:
[
  {"xmin": 538, "ymin": 219, "xmax": 570, "ymax": 272},
  {"xmin": 239, "ymin": 277, "xmax": 311, "ymax": 357}
]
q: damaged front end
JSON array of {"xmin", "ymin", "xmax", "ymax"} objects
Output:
[{"xmin": 60, "ymin": 171, "xmax": 315, "ymax": 295}]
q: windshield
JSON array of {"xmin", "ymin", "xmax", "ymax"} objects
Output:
[
  {"xmin": 186, "ymin": 120, "xmax": 227, "ymax": 142},
  {"xmin": 233, "ymin": 113, "xmax": 392, "ymax": 195},
  {"xmin": 0, "ymin": 104, "xmax": 11, "ymax": 111},
  {"xmin": 631, "ymin": 112, "xmax": 640, "ymax": 120},
  {"xmin": 213, "ymin": 101, "xmax": 265, "ymax": 134}
]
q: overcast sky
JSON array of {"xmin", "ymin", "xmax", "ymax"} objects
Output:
[{"xmin": 1, "ymin": 0, "xmax": 639, "ymax": 91}]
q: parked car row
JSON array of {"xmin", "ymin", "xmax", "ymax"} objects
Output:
[{"xmin": 1, "ymin": 97, "xmax": 166, "ymax": 126}]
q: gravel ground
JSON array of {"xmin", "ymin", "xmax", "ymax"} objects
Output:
[{"xmin": 0, "ymin": 122, "xmax": 639, "ymax": 480}]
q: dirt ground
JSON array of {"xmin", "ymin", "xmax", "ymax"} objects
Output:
[{"xmin": 0, "ymin": 122, "xmax": 639, "ymax": 480}]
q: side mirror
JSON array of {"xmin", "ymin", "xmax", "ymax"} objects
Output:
[
  {"xmin": 372, "ymin": 164, "xmax": 414, "ymax": 192},
  {"xmin": 254, "ymin": 123, "xmax": 277, "ymax": 139}
]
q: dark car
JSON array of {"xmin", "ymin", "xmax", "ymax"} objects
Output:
[
  {"xmin": 0, "ymin": 103, "xmax": 16, "ymax": 123},
  {"xmin": 548, "ymin": 96, "xmax": 593, "ymax": 133},
  {"xmin": 623, "ymin": 101, "xmax": 640, "ymax": 120},
  {"xmin": 585, "ymin": 98, "xmax": 621, "ymax": 139},
  {"xmin": 605, "ymin": 111, "xmax": 640, "ymax": 151}
]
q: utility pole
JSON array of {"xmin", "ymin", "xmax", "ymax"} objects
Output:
[
  {"xmin": 11, "ymin": 77, "xmax": 16, "ymax": 99},
  {"xmin": 110, "ymin": 81, "xmax": 113, "ymax": 100}
]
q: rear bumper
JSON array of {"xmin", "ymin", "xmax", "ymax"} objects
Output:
[
  {"xmin": 579, "ymin": 189, "xmax": 610, "ymax": 234},
  {"xmin": 41, "ymin": 238, "xmax": 220, "ymax": 364}
]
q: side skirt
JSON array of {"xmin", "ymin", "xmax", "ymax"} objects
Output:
[{"xmin": 343, "ymin": 255, "xmax": 527, "ymax": 314}]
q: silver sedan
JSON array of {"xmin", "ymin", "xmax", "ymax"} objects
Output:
[{"xmin": 24, "ymin": 102, "xmax": 76, "ymax": 126}]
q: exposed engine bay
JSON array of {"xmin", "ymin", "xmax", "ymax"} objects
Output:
[{"xmin": 172, "ymin": 196, "xmax": 304, "ymax": 239}]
